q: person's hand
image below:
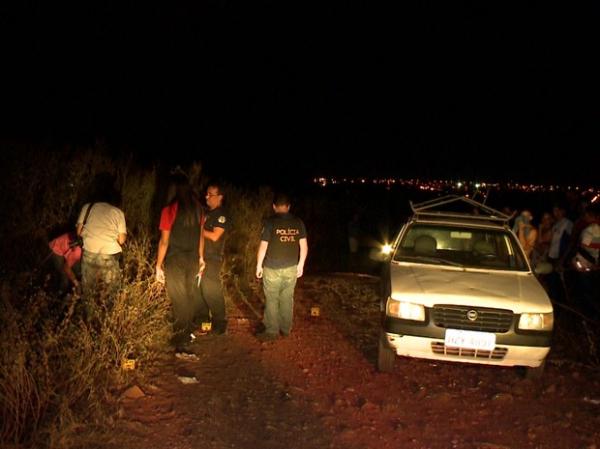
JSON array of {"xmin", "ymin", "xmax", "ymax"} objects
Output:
[
  {"xmin": 555, "ymin": 258, "xmax": 566, "ymax": 273},
  {"xmin": 256, "ymin": 266, "xmax": 263, "ymax": 279},
  {"xmin": 198, "ymin": 258, "xmax": 206, "ymax": 274},
  {"xmin": 156, "ymin": 266, "xmax": 165, "ymax": 284},
  {"xmin": 297, "ymin": 264, "xmax": 304, "ymax": 278}
]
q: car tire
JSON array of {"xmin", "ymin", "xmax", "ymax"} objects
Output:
[
  {"xmin": 525, "ymin": 360, "xmax": 545, "ymax": 379},
  {"xmin": 379, "ymin": 282, "xmax": 390, "ymax": 313},
  {"xmin": 377, "ymin": 332, "xmax": 396, "ymax": 372}
]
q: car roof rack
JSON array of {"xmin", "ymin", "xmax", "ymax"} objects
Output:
[{"xmin": 409, "ymin": 195, "xmax": 511, "ymax": 224}]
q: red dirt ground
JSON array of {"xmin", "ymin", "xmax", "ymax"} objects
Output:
[{"xmin": 114, "ymin": 274, "xmax": 600, "ymax": 449}]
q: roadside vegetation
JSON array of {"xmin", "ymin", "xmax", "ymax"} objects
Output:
[{"xmin": 0, "ymin": 145, "xmax": 268, "ymax": 448}]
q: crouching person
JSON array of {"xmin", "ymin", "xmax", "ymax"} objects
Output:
[{"xmin": 48, "ymin": 231, "xmax": 82, "ymax": 298}]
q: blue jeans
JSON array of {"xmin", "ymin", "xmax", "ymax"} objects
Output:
[
  {"xmin": 81, "ymin": 251, "xmax": 121, "ymax": 317},
  {"xmin": 262, "ymin": 266, "xmax": 297, "ymax": 335},
  {"xmin": 82, "ymin": 252, "xmax": 121, "ymax": 295}
]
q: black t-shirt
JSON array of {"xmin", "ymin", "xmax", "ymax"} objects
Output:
[
  {"xmin": 261, "ymin": 212, "xmax": 307, "ymax": 269},
  {"xmin": 204, "ymin": 206, "xmax": 229, "ymax": 262}
]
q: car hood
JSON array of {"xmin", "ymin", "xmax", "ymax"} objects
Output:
[{"xmin": 389, "ymin": 263, "xmax": 553, "ymax": 313}]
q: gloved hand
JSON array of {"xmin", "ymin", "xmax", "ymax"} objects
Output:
[
  {"xmin": 196, "ymin": 258, "xmax": 206, "ymax": 287},
  {"xmin": 156, "ymin": 266, "xmax": 166, "ymax": 284}
]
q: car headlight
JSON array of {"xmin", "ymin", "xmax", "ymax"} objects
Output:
[
  {"xmin": 387, "ymin": 299, "xmax": 425, "ymax": 321},
  {"xmin": 381, "ymin": 243, "xmax": 393, "ymax": 255},
  {"xmin": 518, "ymin": 313, "xmax": 554, "ymax": 331}
]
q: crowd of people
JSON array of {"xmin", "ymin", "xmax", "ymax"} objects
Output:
[
  {"xmin": 45, "ymin": 173, "xmax": 309, "ymax": 352},
  {"xmin": 508, "ymin": 200, "xmax": 600, "ymax": 318}
]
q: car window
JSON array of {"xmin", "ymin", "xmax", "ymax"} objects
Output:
[{"xmin": 393, "ymin": 224, "xmax": 529, "ymax": 271}]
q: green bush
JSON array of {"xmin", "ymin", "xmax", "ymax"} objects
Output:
[{"xmin": 222, "ymin": 185, "xmax": 273, "ymax": 305}]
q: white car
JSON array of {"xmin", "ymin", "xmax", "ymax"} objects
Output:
[{"xmin": 378, "ymin": 195, "xmax": 553, "ymax": 377}]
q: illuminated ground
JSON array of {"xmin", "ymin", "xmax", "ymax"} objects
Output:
[{"xmin": 115, "ymin": 274, "xmax": 600, "ymax": 449}]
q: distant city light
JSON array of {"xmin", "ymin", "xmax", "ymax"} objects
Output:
[{"xmin": 312, "ymin": 176, "xmax": 599, "ymax": 199}]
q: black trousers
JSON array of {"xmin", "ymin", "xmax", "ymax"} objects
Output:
[
  {"xmin": 199, "ymin": 260, "xmax": 227, "ymax": 333},
  {"xmin": 166, "ymin": 252, "xmax": 204, "ymax": 342}
]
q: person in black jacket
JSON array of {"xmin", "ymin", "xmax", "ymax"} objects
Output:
[{"xmin": 198, "ymin": 182, "xmax": 229, "ymax": 335}]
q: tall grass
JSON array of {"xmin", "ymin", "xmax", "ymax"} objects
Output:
[
  {"xmin": 0, "ymin": 231, "xmax": 171, "ymax": 448},
  {"xmin": 222, "ymin": 186, "xmax": 273, "ymax": 308},
  {"xmin": 0, "ymin": 146, "xmax": 171, "ymax": 448},
  {"xmin": 120, "ymin": 159, "xmax": 157, "ymax": 235}
]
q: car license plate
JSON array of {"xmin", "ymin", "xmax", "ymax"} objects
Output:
[{"xmin": 444, "ymin": 329, "xmax": 496, "ymax": 351}]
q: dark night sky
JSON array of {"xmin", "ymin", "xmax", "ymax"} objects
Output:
[{"xmin": 1, "ymin": 2, "xmax": 598, "ymax": 185}]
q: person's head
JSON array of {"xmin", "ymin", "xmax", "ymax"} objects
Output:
[
  {"xmin": 90, "ymin": 172, "xmax": 121, "ymax": 205},
  {"xmin": 520, "ymin": 210, "xmax": 533, "ymax": 225},
  {"xmin": 273, "ymin": 192, "xmax": 291, "ymax": 213},
  {"xmin": 169, "ymin": 173, "xmax": 193, "ymax": 201},
  {"xmin": 552, "ymin": 204, "xmax": 567, "ymax": 220},
  {"xmin": 168, "ymin": 173, "xmax": 198, "ymax": 225},
  {"xmin": 502, "ymin": 206, "xmax": 514, "ymax": 217},
  {"xmin": 206, "ymin": 182, "xmax": 224, "ymax": 211},
  {"xmin": 541, "ymin": 212, "xmax": 554, "ymax": 226},
  {"xmin": 584, "ymin": 202, "xmax": 600, "ymax": 223},
  {"xmin": 577, "ymin": 200, "xmax": 590, "ymax": 216}
]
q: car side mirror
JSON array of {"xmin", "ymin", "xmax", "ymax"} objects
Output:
[{"xmin": 369, "ymin": 247, "xmax": 392, "ymax": 262}]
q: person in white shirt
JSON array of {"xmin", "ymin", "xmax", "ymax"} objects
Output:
[{"xmin": 76, "ymin": 175, "xmax": 127, "ymax": 309}]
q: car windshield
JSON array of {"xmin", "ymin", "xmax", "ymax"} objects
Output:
[{"xmin": 393, "ymin": 223, "xmax": 529, "ymax": 271}]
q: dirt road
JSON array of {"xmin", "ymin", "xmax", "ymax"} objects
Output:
[{"xmin": 115, "ymin": 274, "xmax": 600, "ymax": 449}]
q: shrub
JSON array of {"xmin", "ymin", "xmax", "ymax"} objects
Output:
[
  {"xmin": 0, "ymin": 231, "xmax": 171, "ymax": 448},
  {"xmin": 221, "ymin": 186, "xmax": 273, "ymax": 310}
]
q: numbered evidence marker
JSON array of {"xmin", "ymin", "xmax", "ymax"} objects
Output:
[{"xmin": 122, "ymin": 359, "xmax": 137, "ymax": 371}]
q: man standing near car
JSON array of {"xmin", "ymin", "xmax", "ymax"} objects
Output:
[
  {"xmin": 199, "ymin": 182, "xmax": 229, "ymax": 335},
  {"xmin": 256, "ymin": 192, "xmax": 308, "ymax": 341}
]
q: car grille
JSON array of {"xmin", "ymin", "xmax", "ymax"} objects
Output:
[
  {"xmin": 432, "ymin": 305, "xmax": 513, "ymax": 333},
  {"xmin": 431, "ymin": 342, "xmax": 508, "ymax": 360}
]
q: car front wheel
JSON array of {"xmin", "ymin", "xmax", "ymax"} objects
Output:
[
  {"xmin": 377, "ymin": 332, "xmax": 396, "ymax": 372},
  {"xmin": 525, "ymin": 360, "xmax": 546, "ymax": 379}
]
